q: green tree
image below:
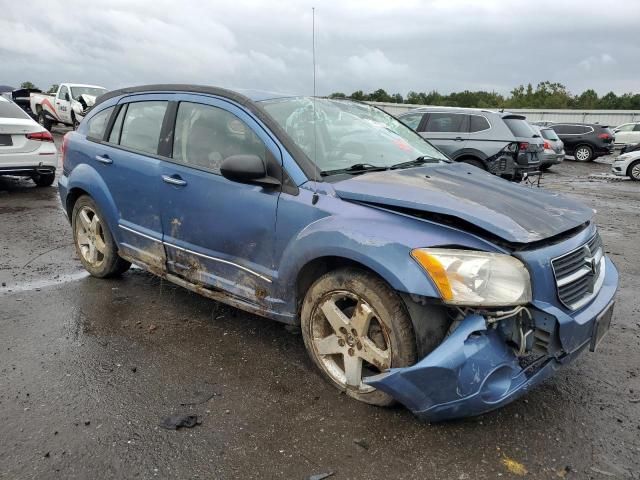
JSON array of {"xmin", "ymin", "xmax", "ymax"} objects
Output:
[
  {"xmin": 349, "ymin": 90, "xmax": 366, "ymax": 101},
  {"xmin": 47, "ymin": 84, "xmax": 59, "ymax": 94},
  {"xmin": 20, "ymin": 81, "xmax": 38, "ymax": 90}
]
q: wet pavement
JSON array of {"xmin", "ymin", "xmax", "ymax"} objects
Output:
[{"xmin": 1, "ymin": 131, "xmax": 639, "ymax": 479}]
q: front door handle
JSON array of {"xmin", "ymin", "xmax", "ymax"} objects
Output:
[
  {"xmin": 95, "ymin": 154, "xmax": 112, "ymax": 164},
  {"xmin": 454, "ymin": 136, "xmax": 464, "ymax": 142},
  {"xmin": 162, "ymin": 175, "xmax": 187, "ymax": 186}
]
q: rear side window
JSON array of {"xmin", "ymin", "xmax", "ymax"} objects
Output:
[
  {"xmin": 616, "ymin": 124, "xmax": 635, "ymax": 132},
  {"xmin": 540, "ymin": 128, "xmax": 559, "ymax": 141},
  {"xmin": 86, "ymin": 106, "xmax": 115, "ymax": 140},
  {"xmin": 424, "ymin": 113, "xmax": 466, "ymax": 133},
  {"xmin": 172, "ymin": 102, "xmax": 267, "ymax": 174},
  {"xmin": 468, "ymin": 115, "xmax": 490, "ymax": 133},
  {"xmin": 634, "ymin": 124, "xmax": 640, "ymax": 132},
  {"xmin": 0, "ymin": 99, "xmax": 30, "ymax": 119},
  {"xmin": 400, "ymin": 113, "xmax": 424, "ymax": 130},
  {"xmin": 503, "ymin": 118, "xmax": 535, "ymax": 137},
  {"xmin": 119, "ymin": 101, "xmax": 168, "ymax": 155}
]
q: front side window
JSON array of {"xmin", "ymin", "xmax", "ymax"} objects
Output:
[
  {"xmin": 119, "ymin": 101, "xmax": 168, "ymax": 155},
  {"xmin": 259, "ymin": 97, "xmax": 448, "ymax": 173},
  {"xmin": 424, "ymin": 113, "xmax": 465, "ymax": 133},
  {"xmin": 86, "ymin": 106, "xmax": 115, "ymax": 140},
  {"xmin": 400, "ymin": 113, "xmax": 424, "ymax": 130},
  {"xmin": 172, "ymin": 102, "xmax": 267, "ymax": 174},
  {"xmin": 70, "ymin": 87, "xmax": 107, "ymax": 100},
  {"xmin": 58, "ymin": 86, "xmax": 69, "ymax": 101}
]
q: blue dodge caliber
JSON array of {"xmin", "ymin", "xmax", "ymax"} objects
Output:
[{"xmin": 59, "ymin": 85, "xmax": 618, "ymax": 422}]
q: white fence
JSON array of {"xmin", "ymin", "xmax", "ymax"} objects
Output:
[{"xmin": 367, "ymin": 102, "xmax": 640, "ymax": 127}]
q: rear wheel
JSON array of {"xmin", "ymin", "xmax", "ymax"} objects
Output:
[
  {"xmin": 32, "ymin": 172, "xmax": 55, "ymax": 187},
  {"xmin": 574, "ymin": 145, "xmax": 593, "ymax": 162},
  {"xmin": 301, "ymin": 268, "xmax": 417, "ymax": 406},
  {"xmin": 72, "ymin": 195, "xmax": 131, "ymax": 278},
  {"xmin": 37, "ymin": 110, "xmax": 53, "ymax": 131},
  {"xmin": 628, "ymin": 160, "xmax": 640, "ymax": 181}
]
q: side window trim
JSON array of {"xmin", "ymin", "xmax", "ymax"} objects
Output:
[
  {"xmin": 102, "ymin": 104, "xmax": 123, "ymax": 142},
  {"xmin": 158, "ymin": 101, "xmax": 178, "ymax": 157}
]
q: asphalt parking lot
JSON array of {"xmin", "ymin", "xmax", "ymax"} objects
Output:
[{"xmin": 1, "ymin": 129, "xmax": 639, "ymax": 480}]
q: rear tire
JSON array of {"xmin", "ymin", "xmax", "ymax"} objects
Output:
[
  {"xmin": 37, "ymin": 110, "xmax": 53, "ymax": 131},
  {"xmin": 540, "ymin": 164, "xmax": 551, "ymax": 171},
  {"xmin": 300, "ymin": 267, "xmax": 417, "ymax": 406},
  {"xmin": 71, "ymin": 195, "xmax": 131, "ymax": 278},
  {"xmin": 32, "ymin": 172, "xmax": 55, "ymax": 187},
  {"xmin": 574, "ymin": 145, "xmax": 593, "ymax": 162},
  {"xmin": 628, "ymin": 160, "xmax": 640, "ymax": 181}
]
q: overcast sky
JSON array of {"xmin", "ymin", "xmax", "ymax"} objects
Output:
[{"xmin": 1, "ymin": 0, "xmax": 638, "ymax": 97}]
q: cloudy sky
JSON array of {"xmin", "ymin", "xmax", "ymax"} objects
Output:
[{"xmin": 1, "ymin": 0, "xmax": 638, "ymax": 97}]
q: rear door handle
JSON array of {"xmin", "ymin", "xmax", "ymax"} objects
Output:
[
  {"xmin": 162, "ymin": 175, "xmax": 187, "ymax": 186},
  {"xmin": 454, "ymin": 136, "xmax": 464, "ymax": 141},
  {"xmin": 95, "ymin": 154, "xmax": 112, "ymax": 164}
]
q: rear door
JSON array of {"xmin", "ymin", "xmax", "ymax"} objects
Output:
[
  {"xmin": 419, "ymin": 112, "xmax": 468, "ymax": 157},
  {"xmin": 84, "ymin": 96, "xmax": 169, "ymax": 269},
  {"xmin": 158, "ymin": 95, "xmax": 280, "ymax": 305}
]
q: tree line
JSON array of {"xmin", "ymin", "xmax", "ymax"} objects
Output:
[{"xmin": 329, "ymin": 81, "xmax": 640, "ymax": 110}]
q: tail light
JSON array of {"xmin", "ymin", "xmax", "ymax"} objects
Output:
[
  {"xmin": 598, "ymin": 133, "xmax": 611, "ymax": 140},
  {"xmin": 26, "ymin": 131, "xmax": 54, "ymax": 142},
  {"xmin": 60, "ymin": 132, "xmax": 71, "ymax": 169},
  {"xmin": 519, "ymin": 142, "xmax": 529, "ymax": 151},
  {"xmin": 543, "ymin": 141, "xmax": 551, "ymax": 150}
]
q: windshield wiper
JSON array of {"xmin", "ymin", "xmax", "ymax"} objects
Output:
[
  {"xmin": 320, "ymin": 163, "xmax": 389, "ymax": 177},
  {"xmin": 389, "ymin": 156, "xmax": 439, "ymax": 170}
]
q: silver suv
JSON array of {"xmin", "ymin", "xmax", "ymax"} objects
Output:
[{"xmin": 398, "ymin": 107, "xmax": 543, "ymax": 180}]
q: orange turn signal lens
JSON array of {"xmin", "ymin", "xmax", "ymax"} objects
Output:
[{"xmin": 411, "ymin": 249, "xmax": 453, "ymax": 301}]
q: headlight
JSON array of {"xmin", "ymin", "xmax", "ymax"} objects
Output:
[{"xmin": 411, "ymin": 248, "xmax": 532, "ymax": 306}]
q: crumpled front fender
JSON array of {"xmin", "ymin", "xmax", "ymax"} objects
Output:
[{"xmin": 364, "ymin": 314, "xmax": 558, "ymax": 422}]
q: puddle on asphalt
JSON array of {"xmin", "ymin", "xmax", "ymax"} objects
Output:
[{"xmin": 1, "ymin": 270, "xmax": 90, "ymax": 293}]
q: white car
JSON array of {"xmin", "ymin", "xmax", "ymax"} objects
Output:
[
  {"xmin": 0, "ymin": 96, "xmax": 58, "ymax": 186},
  {"xmin": 612, "ymin": 122, "xmax": 640, "ymax": 148},
  {"xmin": 611, "ymin": 150, "xmax": 640, "ymax": 181}
]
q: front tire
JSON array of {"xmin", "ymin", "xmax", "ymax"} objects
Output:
[
  {"xmin": 72, "ymin": 112, "xmax": 80, "ymax": 130},
  {"xmin": 628, "ymin": 160, "xmax": 640, "ymax": 181},
  {"xmin": 32, "ymin": 172, "xmax": 55, "ymax": 187},
  {"xmin": 72, "ymin": 195, "xmax": 131, "ymax": 278},
  {"xmin": 300, "ymin": 268, "xmax": 417, "ymax": 406},
  {"xmin": 574, "ymin": 145, "xmax": 593, "ymax": 162}
]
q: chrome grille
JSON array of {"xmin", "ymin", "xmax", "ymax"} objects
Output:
[{"xmin": 551, "ymin": 233, "xmax": 605, "ymax": 310}]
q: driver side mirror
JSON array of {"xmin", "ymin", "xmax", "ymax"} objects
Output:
[{"xmin": 220, "ymin": 154, "xmax": 281, "ymax": 188}]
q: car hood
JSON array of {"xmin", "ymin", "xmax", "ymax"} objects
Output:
[{"xmin": 332, "ymin": 163, "xmax": 593, "ymax": 244}]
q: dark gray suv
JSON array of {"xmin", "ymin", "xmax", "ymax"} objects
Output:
[{"xmin": 398, "ymin": 107, "xmax": 543, "ymax": 180}]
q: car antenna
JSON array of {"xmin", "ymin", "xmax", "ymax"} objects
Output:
[{"xmin": 311, "ymin": 6, "xmax": 319, "ymax": 205}]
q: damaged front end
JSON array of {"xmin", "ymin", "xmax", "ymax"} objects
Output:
[{"xmin": 365, "ymin": 257, "xmax": 618, "ymax": 422}]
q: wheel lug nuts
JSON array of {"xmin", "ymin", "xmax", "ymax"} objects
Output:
[
  {"xmin": 338, "ymin": 339, "xmax": 345, "ymax": 347},
  {"xmin": 339, "ymin": 327, "xmax": 348, "ymax": 335},
  {"xmin": 348, "ymin": 348, "xmax": 354, "ymax": 356},
  {"xmin": 356, "ymin": 341, "xmax": 362, "ymax": 350},
  {"xmin": 351, "ymin": 328, "xmax": 357, "ymax": 336}
]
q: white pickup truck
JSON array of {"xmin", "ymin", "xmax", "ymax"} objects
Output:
[{"xmin": 30, "ymin": 83, "xmax": 107, "ymax": 130}]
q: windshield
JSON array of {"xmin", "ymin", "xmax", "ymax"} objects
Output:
[
  {"xmin": 70, "ymin": 87, "xmax": 107, "ymax": 100},
  {"xmin": 258, "ymin": 97, "xmax": 448, "ymax": 173}
]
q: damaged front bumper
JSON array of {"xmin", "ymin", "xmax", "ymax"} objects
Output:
[{"xmin": 365, "ymin": 258, "xmax": 618, "ymax": 423}]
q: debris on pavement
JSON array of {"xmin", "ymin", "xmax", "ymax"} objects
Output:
[
  {"xmin": 148, "ymin": 324, "xmax": 158, "ymax": 333},
  {"xmin": 159, "ymin": 414, "xmax": 201, "ymax": 430},
  {"xmin": 306, "ymin": 472, "xmax": 334, "ymax": 480},
  {"xmin": 353, "ymin": 438, "xmax": 369, "ymax": 450},
  {"xmin": 501, "ymin": 455, "xmax": 527, "ymax": 476}
]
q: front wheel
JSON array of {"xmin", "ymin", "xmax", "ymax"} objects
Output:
[
  {"xmin": 574, "ymin": 145, "xmax": 593, "ymax": 162},
  {"xmin": 72, "ymin": 195, "xmax": 131, "ymax": 278},
  {"xmin": 301, "ymin": 268, "xmax": 417, "ymax": 406},
  {"xmin": 628, "ymin": 160, "xmax": 640, "ymax": 181},
  {"xmin": 72, "ymin": 113, "xmax": 80, "ymax": 130}
]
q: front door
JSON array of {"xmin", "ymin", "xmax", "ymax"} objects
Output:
[
  {"xmin": 158, "ymin": 96, "xmax": 280, "ymax": 305},
  {"xmin": 56, "ymin": 86, "xmax": 72, "ymax": 124}
]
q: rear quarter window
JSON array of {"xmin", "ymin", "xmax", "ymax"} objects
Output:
[
  {"xmin": 540, "ymin": 128, "xmax": 559, "ymax": 141},
  {"xmin": 86, "ymin": 106, "xmax": 115, "ymax": 140},
  {"xmin": 468, "ymin": 115, "xmax": 490, "ymax": 133},
  {"xmin": 503, "ymin": 118, "xmax": 535, "ymax": 137}
]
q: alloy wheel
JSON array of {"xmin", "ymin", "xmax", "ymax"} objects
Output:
[
  {"xmin": 310, "ymin": 291, "xmax": 391, "ymax": 393},
  {"xmin": 575, "ymin": 147, "xmax": 591, "ymax": 161},
  {"xmin": 75, "ymin": 206, "xmax": 107, "ymax": 267},
  {"xmin": 630, "ymin": 162, "xmax": 640, "ymax": 180}
]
